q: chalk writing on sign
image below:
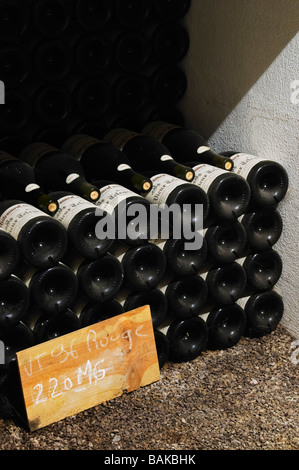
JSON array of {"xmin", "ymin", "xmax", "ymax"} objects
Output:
[{"xmin": 17, "ymin": 306, "xmax": 160, "ymax": 431}]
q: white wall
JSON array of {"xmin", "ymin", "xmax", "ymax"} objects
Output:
[{"xmin": 180, "ymin": 1, "xmax": 299, "ymax": 338}]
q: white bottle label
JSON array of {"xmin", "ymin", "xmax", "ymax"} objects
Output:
[
  {"xmin": 94, "ymin": 184, "xmax": 137, "ymax": 215},
  {"xmin": 236, "ymin": 296, "xmax": 250, "ymax": 309},
  {"xmin": 117, "ymin": 163, "xmax": 132, "ymax": 172},
  {"xmin": 25, "ymin": 183, "xmax": 41, "ymax": 193},
  {"xmin": 192, "ymin": 163, "xmax": 227, "ymax": 192},
  {"xmin": 143, "ymin": 173, "xmax": 184, "ymax": 204},
  {"xmin": 199, "ymin": 312, "xmax": 209, "ymax": 322},
  {"xmin": 53, "ymin": 194, "xmax": 96, "ymax": 229},
  {"xmin": 160, "ymin": 154, "xmax": 173, "ymax": 161},
  {"xmin": 0, "ymin": 203, "xmax": 50, "ymax": 239},
  {"xmin": 197, "ymin": 146, "xmax": 210, "ymax": 154},
  {"xmin": 235, "ymin": 256, "xmax": 246, "ymax": 266},
  {"xmin": 66, "ymin": 173, "xmax": 80, "ymax": 184},
  {"xmin": 230, "ymin": 153, "xmax": 264, "ymax": 179}
]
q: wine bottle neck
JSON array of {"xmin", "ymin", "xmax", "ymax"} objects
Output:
[
  {"xmin": 30, "ymin": 189, "xmax": 59, "ymax": 215},
  {"xmin": 65, "ymin": 175, "xmax": 100, "ymax": 202}
]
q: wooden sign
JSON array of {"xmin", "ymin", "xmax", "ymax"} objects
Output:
[{"xmin": 17, "ymin": 305, "xmax": 160, "ymax": 431}]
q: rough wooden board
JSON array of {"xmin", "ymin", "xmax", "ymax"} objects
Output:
[{"xmin": 16, "ymin": 305, "xmax": 160, "ymax": 431}]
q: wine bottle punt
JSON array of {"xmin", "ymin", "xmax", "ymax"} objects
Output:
[
  {"xmin": 143, "ymin": 121, "xmax": 234, "ymax": 171},
  {"xmin": 115, "ymin": 0, "xmax": 152, "ymax": 28},
  {"xmin": 62, "ymin": 133, "xmax": 153, "ymax": 195},
  {"xmin": 200, "ymin": 303, "xmax": 246, "ymax": 349},
  {"xmin": 151, "ymin": 23, "xmax": 189, "ymax": 65},
  {"xmin": 237, "ymin": 249, "xmax": 282, "ymax": 292},
  {"xmin": 33, "ymin": 0, "xmax": 70, "ymax": 37},
  {"xmin": 0, "ymin": 1, "xmax": 28, "ymax": 43},
  {"xmin": 203, "ymin": 262, "xmax": 247, "ymax": 305},
  {"xmin": 120, "ymin": 288, "xmax": 168, "ymax": 328},
  {"xmin": 239, "ymin": 209, "xmax": 283, "ymax": 251},
  {"xmin": 77, "ymin": 299, "xmax": 124, "ymax": 328},
  {"xmin": 0, "ymin": 150, "xmax": 59, "ymax": 215},
  {"xmin": 49, "ymin": 191, "xmax": 114, "ymax": 259},
  {"xmin": 0, "ymin": 46, "xmax": 31, "ymax": 86},
  {"xmin": 70, "ymin": 254, "xmax": 124, "ymax": 303},
  {"xmin": 114, "ymin": 31, "xmax": 151, "ymax": 73},
  {"xmin": 75, "ymin": 0, "xmax": 113, "ymax": 31},
  {"xmin": 0, "ymin": 229, "xmax": 20, "ymax": 281},
  {"xmin": 20, "ymin": 142, "xmax": 100, "ymax": 203},
  {"xmin": 151, "ymin": 235, "xmax": 208, "ymax": 277},
  {"xmin": 0, "ymin": 322, "xmax": 34, "ymax": 373},
  {"xmin": 92, "ymin": 179, "xmax": 151, "ymax": 245},
  {"xmin": 187, "ymin": 161, "xmax": 251, "ymax": 220},
  {"xmin": 154, "ymin": 329, "xmax": 169, "ymax": 369},
  {"xmin": 113, "ymin": 74, "xmax": 150, "ymax": 114},
  {"xmin": 0, "ymin": 199, "xmax": 68, "ymax": 268},
  {"xmin": 19, "ymin": 262, "xmax": 78, "ymax": 315},
  {"xmin": 237, "ymin": 290, "xmax": 284, "ymax": 336},
  {"xmin": 34, "ymin": 84, "xmax": 72, "ymax": 125},
  {"xmin": 150, "ymin": 66, "xmax": 187, "ymax": 106},
  {"xmin": 159, "ymin": 315, "xmax": 208, "ymax": 362},
  {"xmin": 104, "ymin": 128, "xmax": 195, "ymax": 182},
  {"xmin": 221, "ymin": 151, "xmax": 289, "ymax": 206},
  {"xmin": 159, "ymin": 274, "xmax": 208, "ymax": 319},
  {"xmin": 35, "ymin": 39, "xmax": 72, "ymax": 82},
  {"xmin": 111, "ymin": 242, "xmax": 166, "ymax": 291},
  {"xmin": 0, "ymin": 275, "xmax": 30, "ymax": 329},
  {"xmin": 75, "ymin": 34, "xmax": 113, "ymax": 75},
  {"xmin": 204, "ymin": 220, "xmax": 247, "ymax": 263}
]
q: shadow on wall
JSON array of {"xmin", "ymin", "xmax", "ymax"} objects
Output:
[{"xmin": 180, "ymin": 0, "xmax": 299, "ymax": 138}]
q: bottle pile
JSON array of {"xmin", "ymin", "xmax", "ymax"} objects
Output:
[
  {"xmin": 0, "ymin": 121, "xmax": 288, "ymax": 386},
  {"xmin": 0, "ymin": 0, "xmax": 191, "ymax": 146}
]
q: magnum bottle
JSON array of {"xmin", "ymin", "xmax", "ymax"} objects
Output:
[
  {"xmin": 65, "ymin": 253, "xmax": 124, "ymax": 303},
  {"xmin": 117, "ymin": 287, "xmax": 168, "ymax": 328},
  {"xmin": 24, "ymin": 308, "xmax": 80, "ymax": 344},
  {"xmin": 151, "ymin": 235, "xmax": 207, "ymax": 277},
  {"xmin": 103, "ymin": 128, "xmax": 195, "ymax": 182},
  {"xmin": 204, "ymin": 220, "xmax": 247, "ymax": 264},
  {"xmin": 186, "ymin": 161, "xmax": 251, "ymax": 220},
  {"xmin": 0, "ymin": 199, "xmax": 67, "ymax": 268},
  {"xmin": 0, "ymin": 229, "xmax": 20, "ymax": 281},
  {"xmin": 76, "ymin": 298, "xmax": 124, "ymax": 328},
  {"xmin": 49, "ymin": 191, "xmax": 114, "ymax": 259},
  {"xmin": 158, "ymin": 273, "xmax": 208, "ymax": 319},
  {"xmin": 143, "ymin": 121, "xmax": 234, "ymax": 171},
  {"xmin": 158, "ymin": 315, "xmax": 208, "ymax": 362},
  {"xmin": 221, "ymin": 151, "xmax": 288, "ymax": 206},
  {"xmin": 62, "ymin": 133, "xmax": 153, "ymax": 195},
  {"xmin": 0, "ymin": 150, "xmax": 59, "ymax": 215},
  {"xmin": 237, "ymin": 289, "xmax": 284, "ymax": 336},
  {"xmin": 0, "ymin": 275, "xmax": 30, "ymax": 329},
  {"xmin": 236, "ymin": 249, "xmax": 282, "ymax": 291},
  {"xmin": 239, "ymin": 209, "xmax": 283, "ymax": 251},
  {"xmin": 111, "ymin": 242, "xmax": 166, "ymax": 291},
  {"xmin": 0, "ymin": 322, "xmax": 34, "ymax": 373},
  {"xmin": 201, "ymin": 262, "xmax": 247, "ymax": 305},
  {"xmin": 20, "ymin": 142, "xmax": 100, "ymax": 203},
  {"xmin": 199, "ymin": 303, "xmax": 246, "ymax": 349},
  {"xmin": 17, "ymin": 262, "xmax": 78, "ymax": 315},
  {"xmin": 153, "ymin": 329, "xmax": 169, "ymax": 369}
]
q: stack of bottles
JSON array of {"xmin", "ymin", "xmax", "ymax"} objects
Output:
[
  {"xmin": 0, "ymin": 0, "xmax": 190, "ymax": 147},
  {"xmin": 0, "ymin": 121, "xmax": 289, "ymax": 415}
]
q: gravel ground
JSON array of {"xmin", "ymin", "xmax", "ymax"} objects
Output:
[{"xmin": 0, "ymin": 323, "xmax": 298, "ymax": 451}]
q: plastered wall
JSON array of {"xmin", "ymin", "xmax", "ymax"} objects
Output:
[{"xmin": 180, "ymin": 0, "xmax": 299, "ymax": 338}]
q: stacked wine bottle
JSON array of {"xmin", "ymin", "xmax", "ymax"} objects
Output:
[{"xmin": 0, "ymin": 121, "xmax": 289, "ymax": 380}]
